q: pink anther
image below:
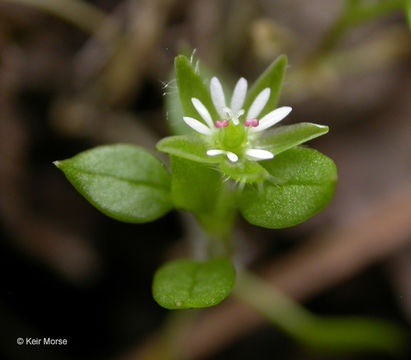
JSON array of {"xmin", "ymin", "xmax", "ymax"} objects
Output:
[
  {"xmin": 215, "ymin": 119, "xmax": 229, "ymax": 128},
  {"xmin": 245, "ymin": 118, "xmax": 259, "ymax": 127}
]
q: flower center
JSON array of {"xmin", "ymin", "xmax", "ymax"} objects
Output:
[{"xmin": 218, "ymin": 122, "xmax": 246, "ymax": 151}]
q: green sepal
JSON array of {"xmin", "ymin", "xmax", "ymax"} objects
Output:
[
  {"xmin": 175, "ymin": 55, "xmax": 219, "ymax": 122},
  {"xmin": 54, "ymin": 144, "xmax": 172, "ymax": 223},
  {"xmin": 239, "ymin": 147, "xmax": 337, "ymax": 229},
  {"xmin": 164, "ymin": 74, "xmax": 191, "ymax": 135},
  {"xmin": 243, "ymin": 55, "xmax": 287, "ymax": 119},
  {"xmin": 152, "ymin": 258, "xmax": 236, "ymax": 309},
  {"xmin": 255, "ymin": 122, "xmax": 329, "ymax": 156},
  {"xmin": 157, "ymin": 135, "xmax": 218, "ymax": 164},
  {"xmin": 166, "ymin": 52, "xmax": 223, "ymax": 135}
]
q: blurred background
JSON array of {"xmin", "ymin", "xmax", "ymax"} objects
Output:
[{"xmin": 0, "ymin": 0, "xmax": 410, "ymax": 359}]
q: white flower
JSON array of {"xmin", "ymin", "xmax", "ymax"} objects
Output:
[{"xmin": 183, "ymin": 76, "xmax": 292, "ymax": 163}]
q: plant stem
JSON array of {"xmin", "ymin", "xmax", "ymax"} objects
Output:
[
  {"xmin": 197, "ymin": 182, "xmax": 237, "ymax": 258},
  {"xmin": 234, "ymin": 271, "xmax": 314, "ymax": 335},
  {"xmin": 234, "ymin": 271, "xmax": 407, "ymax": 354}
]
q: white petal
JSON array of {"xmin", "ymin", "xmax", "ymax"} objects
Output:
[
  {"xmin": 191, "ymin": 98, "xmax": 213, "ymax": 128},
  {"xmin": 210, "ymin": 77, "xmax": 226, "ymax": 118},
  {"xmin": 183, "ymin": 117, "xmax": 212, "ymax": 135},
  {"xmin": 226, "ymin": 152, "xmax": 239, "ymax": 162},
  {"xmin": 230, "ymin": 77, "xmax": 247, "ymax": 113},
  {"xmin": 246, "ymin": 149, "xmax": 274, "ymax": 160},
  {"xmin": 207, "ymin": 149, "xmax": 225, "ymax": 156},
  {"xmin": 250, "ymin": 106, "xmax": 292, "ymax": 133},
  {"xmin": 246, "ymin": 88, "xmax": 271, "ymax": 119}
]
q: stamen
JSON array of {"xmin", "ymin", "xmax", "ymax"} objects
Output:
[
  {"xmin": 215, "ymin": 120, "xmax": 229, "ymax": 128},
  {"xmin": 244, "ymin": 118, "xmax": 259, "ymax": 127}
]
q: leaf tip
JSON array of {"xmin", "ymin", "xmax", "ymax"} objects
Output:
[
  {"xmin": 53, "ymin": 160, "xmax": 62, "ymax": 168},
  {"xmin": 277, "ymin": 54, "xmax": 288, "ymax": 65},
  {"xmin": 314, "ymin": 123, "xmax": 329, "ymax": 133},
  {"xmin": 155, "ymin": 138, "xmax": 166, "ymax": 153},
  {"xmin": 174, "ymin": 54, "xmax": 189, "ymax": 68}
]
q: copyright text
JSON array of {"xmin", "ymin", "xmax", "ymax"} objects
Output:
[{"xmin": 17, "ymin": 337, "xmax": 68, "ymax": 346}]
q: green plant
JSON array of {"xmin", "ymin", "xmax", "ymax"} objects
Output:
[
  {"xmin": 55, "ymin": 54, "xmax": 406, "ymax": 354},
  {"xmin": 55, "ymin": 54, "xmax": 335, "ymax": 308}
]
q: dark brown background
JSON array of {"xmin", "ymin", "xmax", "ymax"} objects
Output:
[{"xmin": 0, "ymin": 0, "xmax": 410, "ymax": 359}]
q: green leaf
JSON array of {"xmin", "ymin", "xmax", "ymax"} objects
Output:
[
  {"xmin": 157, "ymin": 135, "xmax": 218, "ymax": 164},
  {"xmin": 169, "ymin": 156, "xmax": 222, "ymax": 213},
  {"xmin": 55, "ymin": 144, "xmax": 172, "ymax": 223},
  {"xmin": 243, "ymin": 55, "xmax": 287, "ymax": 119},
  {"xmin": 152, "ymin": 258, "xmax": 236, "ymax": 309},
  {"xmin": 175, "ymin": 55, "xmax": 219, "ymax": 122},
  {"xmin": 239, "ymin": 147, "xmax": 337, "ymax": 229},
  {"xmin": 256, "ymin": 122, "xmax": 329, "ymax": 156},
  {"xmin": 220, "ymin": 160, "xmax": 270, "ymax": 183}
]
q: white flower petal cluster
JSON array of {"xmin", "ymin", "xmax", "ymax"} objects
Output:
[{"xmin": 183, "ymin": 76, "xmax": 292, "ymax": 163}]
